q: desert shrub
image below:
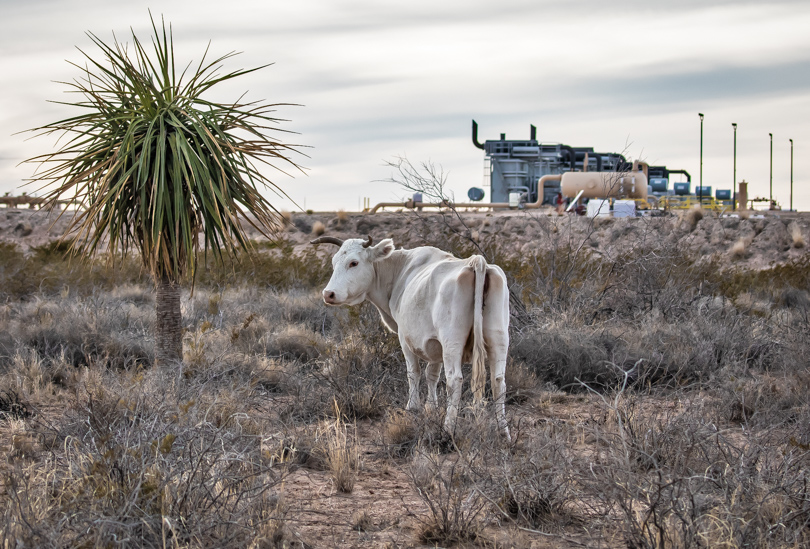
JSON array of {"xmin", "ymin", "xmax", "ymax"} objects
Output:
[
  {"xmin": 578, "ymin": 385, "xmax": 810, "ymax": 549},
  {"xmin": 316, "ymin": 305, "xmax": 407, "ymax": 420},
  {"xmin": 409, "ymin": 451, "xmax": 487, "ymax": 546},
  {"xmin": 263, "ymin": 324, "xmax": 326, "ymax": 363},
  {"xmin": 9, "ymin": 295, "xmax": 154, "ymax": 370},
  {"xmin": 713, "ymin": 369, "xmax": 810, "ymax": 426},
  {"xmin": 705, "ymin": 255, "xmax": 810, "ymax": 300},
  {"xmin": 511, "ymin": 326, "xmax": 628, "ymax": 391},
  {"xmin": 0, "ymin": 242, "xmax": 144, "ymax": 298},
  {"xmin": 194, "ymin": 242, "xmax": 331, "ymax": 291},
  {"xmin": 1, "ymin": 363, "xmax": 285, "ymax": 548},
  {"xmin": 493, "ymin": 431, "xmax": 579, "ymax": 529}
]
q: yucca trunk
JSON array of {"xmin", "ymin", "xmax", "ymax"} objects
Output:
[{"xmin": 155, "ymin": 276, "xmax": 182, "ymax": 366}]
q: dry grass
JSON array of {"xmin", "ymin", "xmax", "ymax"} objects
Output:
[
  {"xmin": 320, "ymin": 412, "xmax": 360, "ymax": 493},
  {"xmin": 311, "ymin": 220, "xmax": 326, "ymax": 236},
  {"xmin": 789, "ymin": 221, "xmax": 805, "ymax": 248},
  {"xmin": 729, "ymin": 236, "xmax": 751, "ymax": 259},
  {"xmin": 684, "ymin": 205, "xmax": 705, "ymax": 231}
]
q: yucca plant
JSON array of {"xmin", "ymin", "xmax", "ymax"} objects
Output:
[{"xmin": 25, "ymin": 15, "xmax": 303, "ymax": 366}]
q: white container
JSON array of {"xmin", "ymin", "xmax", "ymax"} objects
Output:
[
  {"xmin": 509, "ymin": 192, "xmax": 522, "ymax": 208},
  {"xmin": 586, "ymin": 199, "xmax": 610, "ymax": 218},
  {"xmin": 613, "ymin": 199, "xmax": 636, "ymax": 218}
]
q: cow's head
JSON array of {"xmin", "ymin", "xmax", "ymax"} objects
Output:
[{"xmin": 311, "ymin": 235, "xmax": 395, "ymax": 306}]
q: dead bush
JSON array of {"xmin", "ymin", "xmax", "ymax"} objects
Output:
[
  {"xmin": 493, "ymin": 431, "xmax": 579, "ymax": 530},
  {"xmin": 409, "ymin": 451, "xmax": 487, "ymax": 547}
]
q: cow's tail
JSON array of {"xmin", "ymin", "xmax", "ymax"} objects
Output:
[{"xmin": 470, "ymin": 255, "xmax": 488, "ymax": 403}]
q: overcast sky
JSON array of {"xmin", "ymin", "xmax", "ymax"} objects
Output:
[{"xmin": 1, "ymin": 0, "xmax": 808, "ymax": 211}]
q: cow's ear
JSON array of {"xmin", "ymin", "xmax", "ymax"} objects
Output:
[{"xmin": 370, "ymin": 238, "xmax": 395, "ymax": 261}]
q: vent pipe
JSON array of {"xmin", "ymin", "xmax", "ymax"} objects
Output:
[{"xmin": 471, "ymin": 120, "xmax": 485, "ymax": 150}]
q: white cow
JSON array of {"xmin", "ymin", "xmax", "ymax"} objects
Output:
[{"xmin": 311, "ymin": 235, "xmax": 510, "ymax": 439}]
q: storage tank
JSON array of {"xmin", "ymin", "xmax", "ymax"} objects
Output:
[
  {"xmin": 674, "ymin": 182, "xmax": 691, "ymax": 196},
  {"xmin": 649, "ymin": 177, "xmax": 668, "ymax": 193},
  {"xmin": 561, "ymin": 171, "xmax": 647, "ymax": 200}
]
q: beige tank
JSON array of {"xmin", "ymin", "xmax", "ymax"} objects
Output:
[{"xmin": 561, "ymin": 171, "xmax": 648, "ymax": 200}]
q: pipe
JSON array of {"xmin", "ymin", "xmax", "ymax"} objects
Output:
[
  {"xmin": 574, "ymin": 149, "xmax": 603, "ymax": 172},
  {"xmin": 632, "ymin": 160, "xmax": 649, "ymax": 179},
  {"xmin": 368, "ymin": 174, "xmax": 563, "ymax": 213},
  {"xmin": 471, "ymin": 120, "xmax": 485, "ymax": 150},
  {"xmin": 560, "ymin": 145, "xmax": 576, "ymax": 168},
  {"xmin": 667, "ymin": 169, "xmax": 691, "ymax": 182}
]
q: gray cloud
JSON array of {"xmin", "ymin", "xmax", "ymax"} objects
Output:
[{"xmin": 1, "ymin": 0, "xmax": 809, "ymax": 210}]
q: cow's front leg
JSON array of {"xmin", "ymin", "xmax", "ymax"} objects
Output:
[
  {"xmin": 401, "ymin": 345, "xmax": 422, "ymax": 411},
  {"xmin": 442, "ymin": 353, "xmax": 463, "ymax": 434},
  {"xmin": 425, "ymin": 362, "xmax": 442, "ymax": 411}
]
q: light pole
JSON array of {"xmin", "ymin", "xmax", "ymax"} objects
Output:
[
  {"xmin": 790, "ymin": 138, "xmax": 794, "ymax": 211},
  {"xmin": 732, "ymin": 123, "xmax": 737, "ymax": 211},
  {"xmin": 769, "ymin": 132, "xmax": 773, "ymax": 205},
  {"xmin": 699, "ymin": 113, "xmax": 704, "ymax": 202}
]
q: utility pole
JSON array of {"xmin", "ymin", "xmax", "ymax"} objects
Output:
[
  {"xmin": 699, "ymin": 113, "xmax": 704, "ymax": 203},
  {"xmin": 769, "ymin": 132, "xmax": 773, "ymax": 205},
  {"xmin": 789, "ymin": 138, "xmax": 794, "ymax": 211},
  {"xmin": 732, "ymin": 123, "xmax": 737, "ymax": 211}
]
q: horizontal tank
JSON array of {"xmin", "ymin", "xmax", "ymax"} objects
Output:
[
  {"xmin": 674, "ymin": 182, "xmax": 691, "ymax": 196},
  {"xmin": 561, "ymin": 171, "xmax": 648, "ymax": 200},
  {"xmin": 649, "ymin": 177, "xmax": 668, "ymax": 193}
]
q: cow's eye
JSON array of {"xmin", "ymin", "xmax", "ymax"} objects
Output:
[{"xmin": 349, "ymin": 260, "xmax": 358, "ymax": 268}]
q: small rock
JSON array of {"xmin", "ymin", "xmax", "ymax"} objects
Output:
[{"xmin": 13, "ymin": 222, "xmax": 32, "ymax": 237}]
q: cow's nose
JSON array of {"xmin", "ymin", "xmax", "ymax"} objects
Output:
[{"xmin": 323, "ymin": 289, "xmax": 336, "ymax": 304}]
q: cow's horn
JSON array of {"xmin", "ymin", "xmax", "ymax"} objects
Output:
[
  {"xmin": 362, "ymin": 235, "xmax": 373, "ymax": 248},
  {"xmin": 310, "ymin": 236, "xmax": 344, "ymax": 246}
]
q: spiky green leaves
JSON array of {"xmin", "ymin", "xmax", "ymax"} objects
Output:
[{"xmin": 26, "ymin": 14, "xmax": 303, "ymax": 283}]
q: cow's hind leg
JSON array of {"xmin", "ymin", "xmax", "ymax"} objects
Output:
[
  {"xmin": 425, "ymin": 362, "xmax": 441, "ymax": 411},
  {"xmin": 485, "ymin": 266, "xmax": 511, "ymax": 441},
  {"xmin": 401, "ymin": 344, "xmax": 422, "ymax": 411},
  {"xmin": 442, "ymin": 353, "xmax": 463, "ymax": 435},
  {"xmin": 489, "ymin": 345, "xmax": 510, "ymax": 441}
]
